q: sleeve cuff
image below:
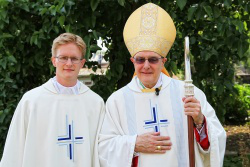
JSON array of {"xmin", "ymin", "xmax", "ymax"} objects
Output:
[{"xmin": 194, "ymin": 117, "xmax": 210, "ymax": 150}]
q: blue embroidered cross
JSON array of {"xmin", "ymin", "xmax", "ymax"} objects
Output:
[
  {"xmin": 57, "ymin": 115, "xmax": 84, "ymax": 161},
  {"xmin": 144, "ymin": 104, "xmax": 168, "ymax": 132}
]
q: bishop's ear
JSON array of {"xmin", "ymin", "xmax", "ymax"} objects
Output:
[
  {"xmin": 130, "ymin": 57, "xmax": 134, "ymax": 63},
  {"xmin": 163, "ymin": 58, "xmax": 167, "ymax": 64}
]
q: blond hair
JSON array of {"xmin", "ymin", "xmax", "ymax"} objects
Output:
[{"xmin": 51, "ymin": 33, "xmax": 86, "ymax": 58}]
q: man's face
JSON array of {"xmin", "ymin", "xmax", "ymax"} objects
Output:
[
  {"xmin": 51, "ymin": 43, "xmax": 86, "ymax": 86},
  {"xmin": 130, "ymin": 51, "xmax": 166, "ymax": 88}
]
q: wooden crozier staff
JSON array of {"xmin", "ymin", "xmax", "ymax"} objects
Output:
[{"xmin": 184, "ymin": 36, "xmax": 195, "ymax": 167}]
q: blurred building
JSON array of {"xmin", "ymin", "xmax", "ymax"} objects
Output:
[
  {"xmin": 235, "ymin": 64, "xmax": 250, "ymax": 84},
  {"xmin": 78, "ymin": 50, "xmax": 109, "ymax": 87}
]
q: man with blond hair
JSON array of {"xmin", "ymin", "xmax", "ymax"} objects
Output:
[{"xmin": 0, "ymin": 33, "xmax": 104, "ymax": 167}]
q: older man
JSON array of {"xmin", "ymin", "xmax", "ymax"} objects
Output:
[
  {"xmin": 0, "ymin": 33, "xmax": 104, "ymax": 167},
  {"xmin": 98, "ymin": 3, "xmax": 226, "ymax": 167}
]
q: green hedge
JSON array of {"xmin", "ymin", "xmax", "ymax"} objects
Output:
[
  {"xmin": 0, "ymin": 0, "xmax": 249, "ymax": 159},
  {"xmin": 225, "ymin": 84, "xmax": 250, "ymax": 125}
]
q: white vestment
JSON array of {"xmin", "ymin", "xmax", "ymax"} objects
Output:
[
  {"xmin": 0, "ymin": 79, "xmax": 105, "ymax": 167},
  {"xmin": 99, "ymin": 74, "xmax": 226, "ymax": 167}
]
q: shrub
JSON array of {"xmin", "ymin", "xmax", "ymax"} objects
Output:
[{"xmin": 225, "ymin": 84, "xmax": 250, "ymax": 125}]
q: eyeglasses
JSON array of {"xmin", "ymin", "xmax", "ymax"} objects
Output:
[
  {"xmin": 133, "ymin": 57, "xmax": 163, "ymax": 64},
  {"xmin": 55, "ymin": 56, "xmax": 83, "ymax": 64}
]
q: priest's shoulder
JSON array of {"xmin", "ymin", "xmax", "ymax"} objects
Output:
[
  {"xmin": 84, "ymin": 88, "xmax": 104, "ymax": 103},
  {"xmin": 80, "ymin": 83, "xmax": 104, "ymax": 103},
  {"xmin": 20, "ymin": 84, "xmax": 45, "ymax": 101},
  {"xmin": 20, "ymin": 78, "xmax": 57, "ymax": 101}
]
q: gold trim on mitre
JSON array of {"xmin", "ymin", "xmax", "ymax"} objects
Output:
[{"xmin": 123, "ymin": 3, "xmax": 176, "ymax": 57}]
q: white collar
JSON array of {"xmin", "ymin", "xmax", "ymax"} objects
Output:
[
  {"xmin": 52, "ymin": 77, "xmax": 80, "ymax": 95},
  {"xmin": 128, "ymin": 73, "xmax": 172, "ymax": 93},
  {"xmin": 137, "ymin": 73, "xmax": 163, "ymax": 89}
]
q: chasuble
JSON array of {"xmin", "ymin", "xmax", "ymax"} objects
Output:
[
  {"xmin": 99, "ymin": 74, "xmax": 226, "ymax": 167},
  {"xmin": 0, "ymin": 79, "xmax": 105, "ymax": 167}
]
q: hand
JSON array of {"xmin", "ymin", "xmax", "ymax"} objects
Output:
[
  {"xmin": 183, "ymin": 97, "xmax": 204, "ymax": 124},
  {"xmin": 135, "ymin": 132, "xmax": 172, "ymax": 153}
]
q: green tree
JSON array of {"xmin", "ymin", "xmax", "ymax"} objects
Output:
[
  {"xmin": 0, "ymin": 0, "xmax": 249, "ymax": 157},
  {"xmin": 92, "ymin": 0, "xmax": 250, "ymax": 125}
]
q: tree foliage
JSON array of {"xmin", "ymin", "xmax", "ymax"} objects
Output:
[
  {"xmin": 0, "ymin": 0, "xmax": 249, "ymax": 157},
  {"xmin": 92, "ymin": 0, "xmax": 250, "ymax": 125}
]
